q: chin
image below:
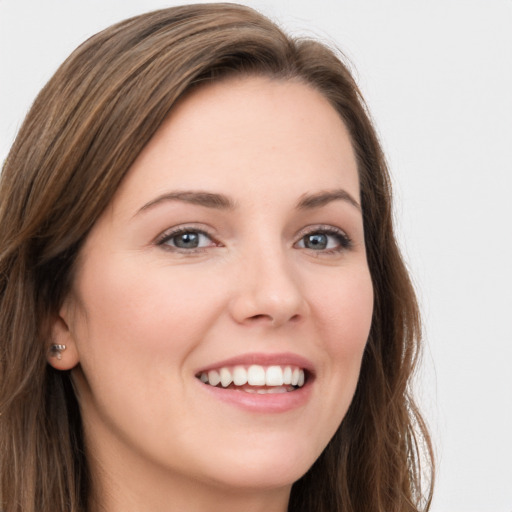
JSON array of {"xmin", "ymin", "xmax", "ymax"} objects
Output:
[
  {"xmin": 193, "ymin": 436, "xmax": 321, "ymax": 491},
  {"xmin": 208, "ymin": 462, "xmax": 308, "ymax": 492}
]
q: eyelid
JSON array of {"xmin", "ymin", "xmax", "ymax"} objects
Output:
[
  {"xmin": 294, "ymin": 224, "xmax": 353, "ymax": 252},
  {"xmin": 155, "ymin": 224, "xmax": 219, "ymax": 251},
  {"xmin": 153, "ymin": 223, "xmax": 352, "ymax": 254}
]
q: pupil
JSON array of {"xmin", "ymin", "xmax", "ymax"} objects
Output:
[
  {"xmin": 175, "ymin": 232, "xmax": 199, "ymax": 248},
  {"xmin": 306, "ymin": 233, "xmax": 327, "ymax": 250}
]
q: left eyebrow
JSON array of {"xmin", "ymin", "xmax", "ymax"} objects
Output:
[{"xmin": 296, "ymin": 189, "xmax": 361, "ymax": 211}]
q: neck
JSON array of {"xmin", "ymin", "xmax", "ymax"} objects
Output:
[
  {"xmin": 86, "ymin": 438, "xmax": 291, "ymax": 512},
  {"xmin": 90, "ymin": 467, "xmax": 291, "ymax": 512}
]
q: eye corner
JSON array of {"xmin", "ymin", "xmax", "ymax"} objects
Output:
[
  {"xmin": 155, "ymin": 226, "xmax": 219, "ymax": 252},
  {"xmin": 294, "ymin": 225, "xmax": 353, "ymax": 254}
]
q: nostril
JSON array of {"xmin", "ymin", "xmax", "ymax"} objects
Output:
[
  {"xmin": 246, "ymin": 312, "xmax": 303, "ymax": 326},
  {"xmin": 247, "ymin": 313, "xmax": 273, "ymax": 323}
]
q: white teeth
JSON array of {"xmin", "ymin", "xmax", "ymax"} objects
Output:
[
  {"xmin": 220, "ymin": 367, "xmax": 232, "ymax": 388},
  {"xmin": 283, "ymin": 366, "xmax": 292, "ymax": 385},
  {"xmin": 199, "ymin": 364, "xmax": 307, "ymax": 389},
  {"xmin": 265, "ymin": 365, "xmax": 284, "ymax": 386},
  {"xmin": 247, "ymin": 365, "xmax": 266, "ymax": 386},
  {"xmin": 208, "ymin": 370, "xmax": 221, "ymax": 387},
  {"xmin": 233, "ymin": 366, "xmax": 248, "ymax": 386}
]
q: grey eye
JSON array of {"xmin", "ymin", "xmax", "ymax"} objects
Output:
[
  {"xmin": 295, "ymin": 229, "xmax": 352, "ymax": 252},
  {"xmin": 173, "ymin": 232, "xmax": 201, "ymax": 248},
  {"xmin": 161, "ymin": 230, "xmax": 213, "ymax": 250},
  {"xmin": 303, "ymin": 233, "xmax": 328, "ymax": 250}
]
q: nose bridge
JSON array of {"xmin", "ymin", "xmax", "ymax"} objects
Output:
[{"xmin": 229, "ymin": 236, "xmax": 308, "ymax": 326}]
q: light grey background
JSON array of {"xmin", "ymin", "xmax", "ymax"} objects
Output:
[{"xmin": 1, "ymin": 1, "xmax": 511, "ymax": 511}]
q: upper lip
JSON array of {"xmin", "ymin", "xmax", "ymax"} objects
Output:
[{"xmin": 195, "ymin": 352, "xmax": 315, "ymax": 375}]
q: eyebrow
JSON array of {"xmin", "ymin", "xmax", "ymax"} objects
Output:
[
  {"xmin": 137, "ymin": 191, "xmax": 236, "ymax": 214},
  {"xmin": 136, "ymin": 187, "xmax": 361, "ymax": 216},
  {"xmin": 296, "ymin": 189, "xmax": 361, "ymax": 211}
]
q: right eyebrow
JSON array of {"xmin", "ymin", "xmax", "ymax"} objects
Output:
[{"xmin": 136, "ymin": 190, "xmax": 237, "ymax": 216}]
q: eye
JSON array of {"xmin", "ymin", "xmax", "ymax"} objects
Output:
[
  {"xmin": 157, "ymin": 228, "xmax": 216, "ymax": 251},
  {"xmin": 295, "ymin": 227, "xmax": 352, "ymax": 253}
]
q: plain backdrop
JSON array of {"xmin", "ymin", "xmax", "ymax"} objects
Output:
[{"xmin": 1, "ymin": 1, "xmax": 511, "ymax": 511}]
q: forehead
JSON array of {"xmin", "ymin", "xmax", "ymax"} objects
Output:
[{"xmin": 112, "ymin": 76, "xmax": 359, "ymax": 213}]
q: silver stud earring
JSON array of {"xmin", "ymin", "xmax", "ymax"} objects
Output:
[{"xmin": 49, "ymin": 344, "xmax": 67, "ymax": 360}]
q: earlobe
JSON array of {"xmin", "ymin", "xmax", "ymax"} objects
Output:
[{"xmin": 47, "ymin": 314, "xmax": 80, "ymax": 370}]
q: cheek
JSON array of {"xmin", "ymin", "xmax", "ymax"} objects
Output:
[
  {"xmin": 293, "ymin": 266, "xmax": 373, "ymax": 457},
  {"xmin": 71, "ymin": 256, "xmax": 228, "ymax": 366},
  {"xmin": 313, "ymin": 266, "xmax": 374, "ymax": 371},
  {"xmin": 68, "ymin": 258, "xmax": 228, "ymax": 433}
]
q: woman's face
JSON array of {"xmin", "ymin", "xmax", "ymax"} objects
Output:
[{"xmin": 54, "ymin": 77, "xmax": 373, "ymax": 498}]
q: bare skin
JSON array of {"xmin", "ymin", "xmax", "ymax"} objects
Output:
[{"xmin": 50, "ymin": 77, "xmax": 373, "ymax": 512}]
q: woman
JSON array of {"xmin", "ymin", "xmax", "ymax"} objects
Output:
[{"xmin": 0, "ymin": 4, "xmax": 433, "ymax": 511}]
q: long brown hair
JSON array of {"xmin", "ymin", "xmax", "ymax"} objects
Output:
[{"xmin": 0, "ymin": 4, "xmax": 433, "ymax": 511}]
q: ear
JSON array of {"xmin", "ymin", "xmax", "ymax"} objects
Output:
[{"xmin": 47, "ymin": 307, "xmax": 80, "ymax": 371}]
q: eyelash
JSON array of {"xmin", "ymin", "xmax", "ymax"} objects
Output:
[
  {"xmin": 294, "ymin": 226, "xmax": 353, "ymax": 254},
  {"xmin": 155, "ymin": 225, "xmax": 352, "ymax": 254},
  {"xmin": 156, "ymin": 227, "xmax": 218, "ymax": 253}
]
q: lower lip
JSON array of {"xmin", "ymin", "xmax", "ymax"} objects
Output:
[{"xmin": 198, "ymin": 380, "xmax": 313, "ymax": 413}]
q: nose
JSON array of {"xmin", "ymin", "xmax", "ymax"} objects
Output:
[{"xmin": 228, "ymin": 248, "xmax": 309, "ymax": 328}]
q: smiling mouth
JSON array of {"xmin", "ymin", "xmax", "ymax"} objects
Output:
[{"xmin": 196, "ymin": 364, "xmax": 306, "ymax": 393}]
